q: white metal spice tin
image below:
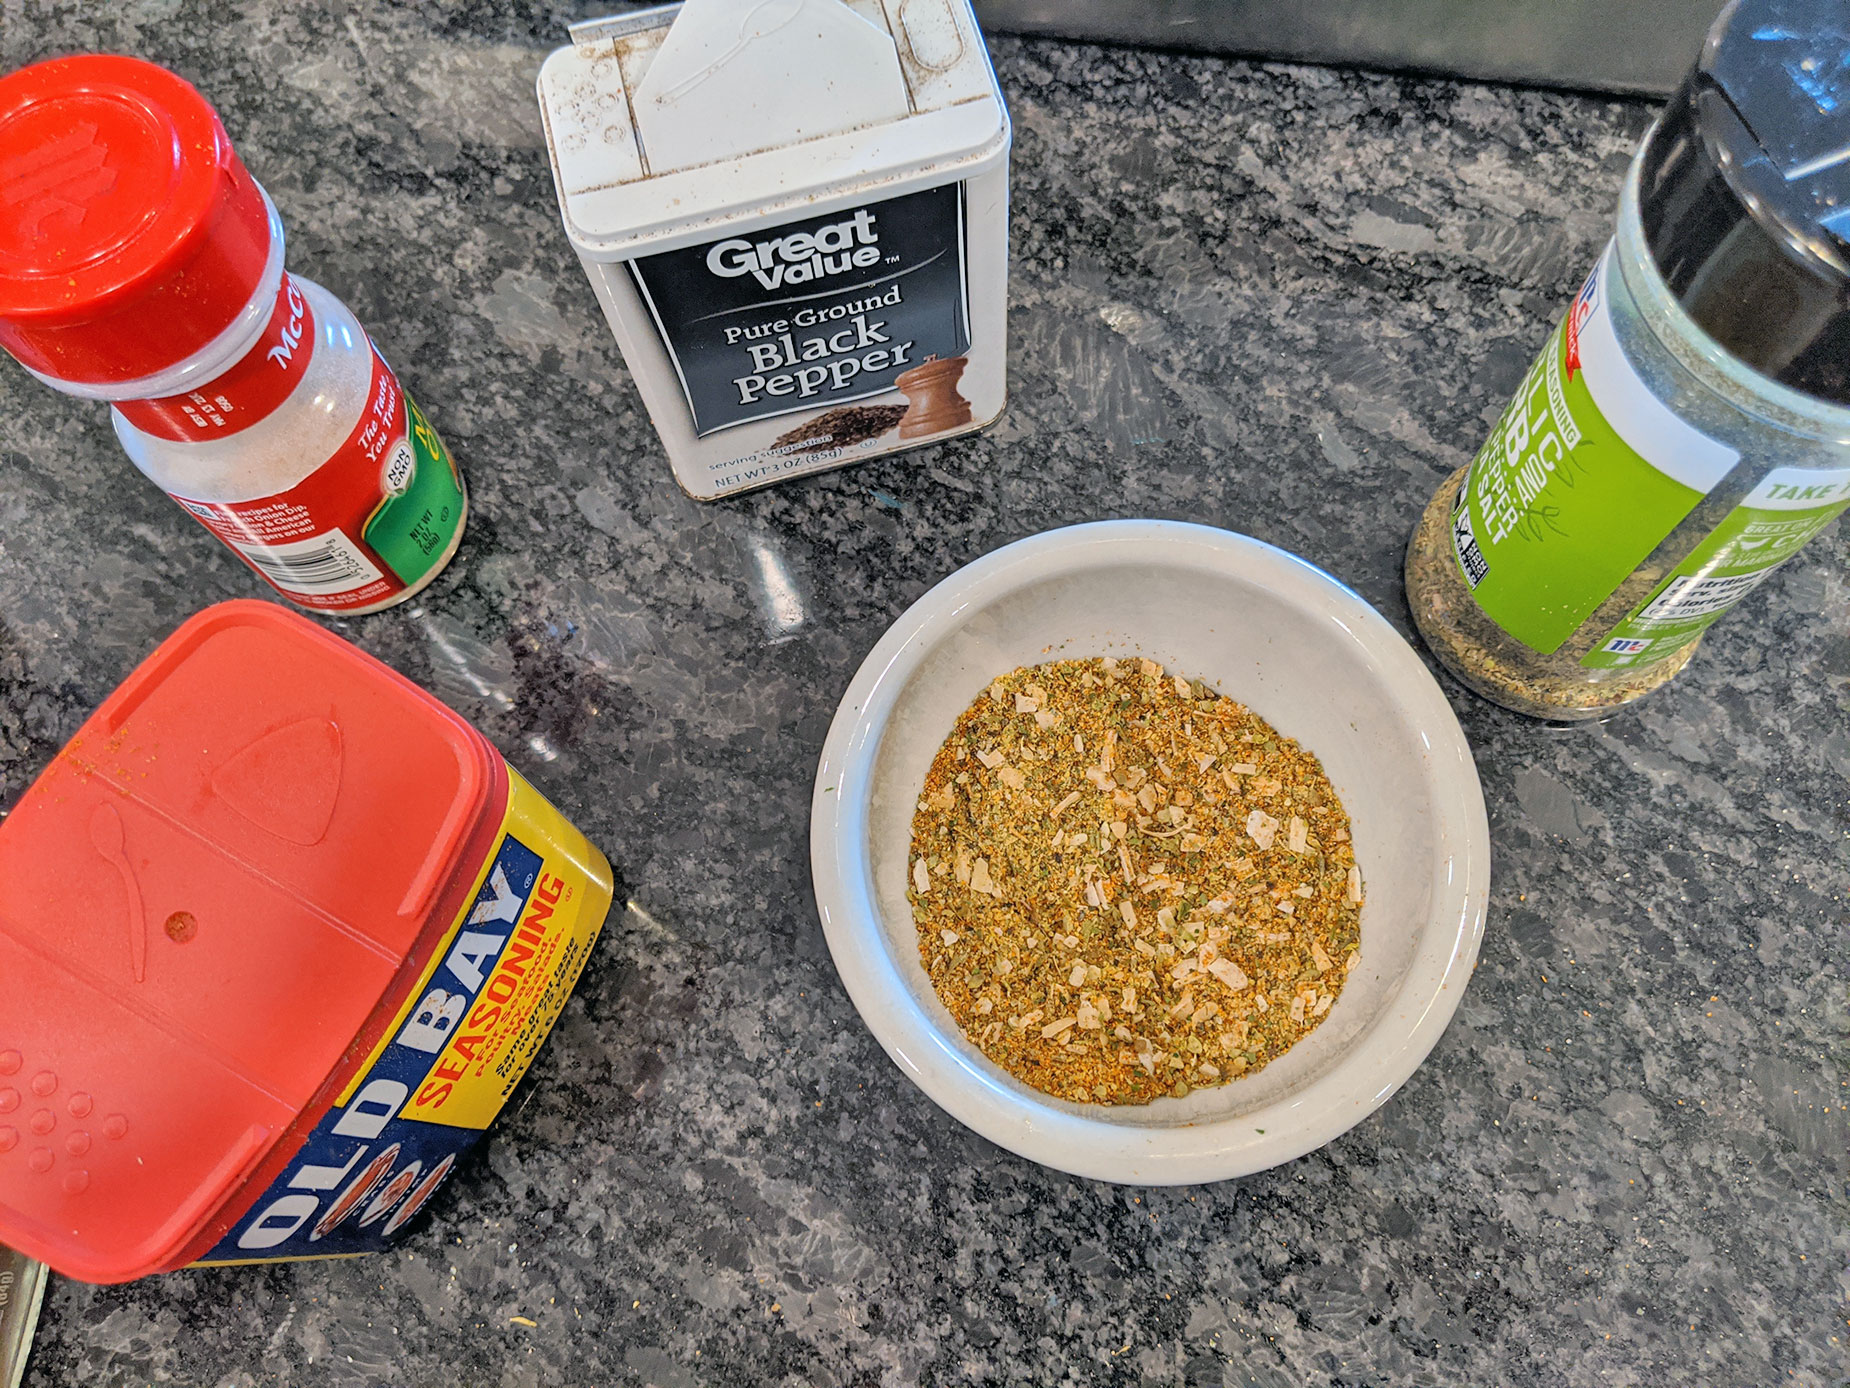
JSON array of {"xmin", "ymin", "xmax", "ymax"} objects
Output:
[{"xmin": 537, "ymin": 0, "xmax": 1011, "ymax": 499}]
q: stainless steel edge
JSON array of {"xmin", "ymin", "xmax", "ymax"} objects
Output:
[{"xmin": 971, "ymin": 0, "xmax": 1718, "ymax": 95}]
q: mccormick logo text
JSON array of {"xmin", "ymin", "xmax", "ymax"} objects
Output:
[
  {"xmin": 705, "ymin": 209, "xmax": 883, "ymax": 290},
  {"xmin": 1563, "ymin": 259, "xmax": 1600, "ymax": 380},
  {"xmin": 266, "ymin": 278, "xmax": 309, "ymax": 369}
]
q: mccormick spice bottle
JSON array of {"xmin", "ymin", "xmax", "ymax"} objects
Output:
[
  {"xmin": 0, "ymin": 56, "xmax": 467, "ymax": 614},
  {"xmin": 1406, "ymin": 0, "xmax": 1850, "ymax": 719},
  {"xmin": 536, "ymin": 0, "xmax": 1011, "ymax": 499}
]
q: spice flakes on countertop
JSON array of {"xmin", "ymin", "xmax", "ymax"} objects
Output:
[{"xmin": 907, "ymin": 656, "xmax": 1363, "ymax": 1105}]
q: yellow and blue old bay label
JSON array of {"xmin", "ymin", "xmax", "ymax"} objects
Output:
[
  {"xmin": 194, "ymin": 771, "xmax": 610, "ymax": 1265},
  {"xmin": 628, "ymin": 184, "xmax": 970, "ymax": 436}
]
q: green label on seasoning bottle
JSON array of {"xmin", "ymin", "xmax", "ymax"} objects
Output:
[
  {"xmin": 1581, "ymin": 465, "xmax": 1850, "ymax": 669},
  {"xmin": 362, "ymin": 392, "xmax": 466, "ymax": 588},
  {"xmin": 1448, "ymin": 247, "xmax": 1740, "ymax": 654}
]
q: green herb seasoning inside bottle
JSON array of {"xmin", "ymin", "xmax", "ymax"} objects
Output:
[{"xmin": 1406, "ymin": 0, "xmax": 1850, "ymax": 720}]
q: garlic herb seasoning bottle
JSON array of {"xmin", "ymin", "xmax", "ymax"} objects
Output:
[{"xmin": 1406, "ymin": 0, "xmax": 1850, "ymax": 719}]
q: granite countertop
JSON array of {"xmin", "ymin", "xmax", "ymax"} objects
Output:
[{"xmin": 2, "ymin": 5, "xmax": 1846, "ymax": 1386}]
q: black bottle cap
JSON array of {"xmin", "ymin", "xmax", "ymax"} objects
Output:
[{"xmin": 1637, "ymin": 0, "xmax": 1850, "ymax": 405}]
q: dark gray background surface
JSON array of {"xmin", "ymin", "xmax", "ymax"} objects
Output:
[
  {"xmin": 975, "ymin": 0, "xmax": 1717, "ymax": 95},
  {"xmin": 0, "ymin": 4, "xmax": 1843, "ymax": 1386}
]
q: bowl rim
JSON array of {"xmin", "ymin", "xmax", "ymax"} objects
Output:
[{"xmin": 809, "ymin": 519, "xmax": 1490, "ymax": 1184}]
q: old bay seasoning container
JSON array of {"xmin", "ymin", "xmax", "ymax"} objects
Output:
[
  {"xmin": 536, "ymin": 0, "xmax": 1011, "ymax": 499},
  {"xmin": 0, "ymin": 56, "xmax": 467, "ymax": 615},
  {"xmin": 1406, "ymin": 0, "xmax": 1850, "ymax": 719},
  {"xmin": 0, "ymin": 602, "xmax": 613, "ymax": 1283}
]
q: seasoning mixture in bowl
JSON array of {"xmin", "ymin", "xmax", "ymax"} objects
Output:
[{"xmin": 907, "ymin": 656, "xmax": 1363, "ymax": 1105}]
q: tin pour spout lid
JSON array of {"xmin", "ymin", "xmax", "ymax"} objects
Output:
[{"xmin": 632, "ymin": 0, "xmax": 911, "ymax": 173}]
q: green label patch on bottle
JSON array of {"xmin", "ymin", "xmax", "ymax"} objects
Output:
[
  {"xmin": 1449, "ymin": 247, "xmax": 1739, "ymax": 655},
  {"xmin": 363, "ymin": 392, "xmax": 466, "ymax": 588}
]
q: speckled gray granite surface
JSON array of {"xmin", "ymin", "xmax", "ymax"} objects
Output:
[{"xmin": 1, "ymin": 5, "xmax": 1846, "ymax": 1386}]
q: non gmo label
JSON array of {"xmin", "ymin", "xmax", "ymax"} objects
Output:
[
  {"xmin": 629, "ymin": 184, "xmax": 970, "ymax": 436},
  {"xmin": 1450, "ymin": 245, "xmax": 1742, "ymax": 655}
]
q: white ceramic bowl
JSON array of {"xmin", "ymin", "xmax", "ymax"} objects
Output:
[{"xmin": 810, "ymin": 521, "xmax": 1489, "ymax": 1184}]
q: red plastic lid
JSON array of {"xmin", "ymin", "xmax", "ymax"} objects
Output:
[
  {"xmin": 0, "ymin": 601, "xmax": 506, "ymax": 1283},
  {"xmin": 0, "ymin": 55, "xmax": 272, "ymax": 385}
]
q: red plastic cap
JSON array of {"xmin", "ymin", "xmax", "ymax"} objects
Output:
[
  {"xmin": 0, "ymin": 602, "xmax": 506, "ymax": 1283},
  {"xmin": 0, "ymin": 55, "xmax": 271, "ymax": 385}
]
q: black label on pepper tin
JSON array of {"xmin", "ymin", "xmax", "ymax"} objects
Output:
[{"xmin": 629, "ymin": 184, "xmax": 970, "ymax": 436}]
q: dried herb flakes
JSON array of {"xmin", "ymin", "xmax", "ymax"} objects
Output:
[{"xmin": 907, "ymin": 656, "xmax": 1364, "ymax": 1106}]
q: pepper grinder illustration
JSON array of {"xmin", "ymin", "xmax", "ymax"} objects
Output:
[{"xmin": 895, "ymin": 354, "xmax": 973, "ymax": 439}]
